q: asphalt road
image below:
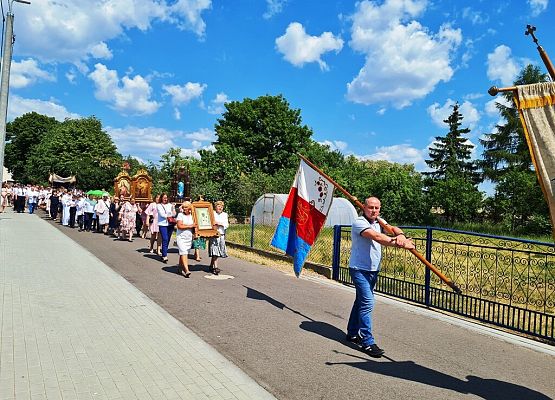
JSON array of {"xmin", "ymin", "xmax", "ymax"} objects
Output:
[{"xmin": 47, "ymin": 216, "xmax": 555, "ymax": 400}]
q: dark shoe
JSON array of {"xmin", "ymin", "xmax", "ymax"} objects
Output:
[
  {"xmin": 162, "ymin": 257, "xmax": 168, "ymax": 264},
  {"xmin": 346, "ymin": 333, "xmax": 362, "ymax": 346},
  {"xmin": 361, "ymin": 344, "xmax": 384, "ymax": 358},
  {"xmin": 184, "ymin": 272, "xmax": 191, "ymax": 278}
]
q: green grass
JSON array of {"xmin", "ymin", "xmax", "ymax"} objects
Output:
[{"xmin": 226, "ymin": 223, "xmax": 555, "ymax": 315}]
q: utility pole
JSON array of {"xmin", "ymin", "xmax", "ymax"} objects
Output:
[{"xmin": 0, "ymin": 0, "xmax": 30, "ymax": 185}]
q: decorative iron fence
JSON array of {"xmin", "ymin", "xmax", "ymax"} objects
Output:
[
  {"xmin": 334, "ymin": 225, "xmax": 555, "ymax": 343},
  {"xmin": 226, "ymin": 217, "xmax": 555, "ymax": 343}
]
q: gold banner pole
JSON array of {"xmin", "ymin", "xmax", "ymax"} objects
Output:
[
  {"xmin": 526, "ymin": 25, "xmax": 555, "ymax": 81},
  {"xmin": 489, "ymin": 25, "xmax": 554, "ymax": 97}
]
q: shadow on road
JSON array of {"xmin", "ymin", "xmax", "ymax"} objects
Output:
[
  {"xmin": 326, "ymin": 353, "xmax": 551, "ymax": 400},
  {"xmin": 245, "ymin": 286, "xmax": 551, "ymax": 400}
]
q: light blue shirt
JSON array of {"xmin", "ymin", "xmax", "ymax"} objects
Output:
[{"xmin": 349, "ymin": 216, "xmax": 386, "ymax": 272}]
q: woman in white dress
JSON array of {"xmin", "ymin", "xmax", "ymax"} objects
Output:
[
  {"xmin": 175, "ymin": 201, "xmax": 196, "ymax": 278},
  {"xmin": 95, "ymin": 194, "xmax": 110, "ymax": 233},
  {"xmin": 208, "ymin": 200, "xmax": 229, "ymax": 275},
  {"xmin": 0, "ymin": 184, "xmax": 7, "ymax": 213}
]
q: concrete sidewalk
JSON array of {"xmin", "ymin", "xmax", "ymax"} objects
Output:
[
  {"xmin": 2, "ymin": 211, "xmax": 555, "ymax": 400},
  {"xmin": 0, "ymin": 212, "xmax": 276, "ymax": 400}
]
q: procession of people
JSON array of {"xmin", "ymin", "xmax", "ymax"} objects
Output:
[
  {"xmin": 1, "ymin": 179, "xmax": 409, "ymax": 359},
  {"xmin": 1, "ymin": 182, "xmax": 229, "ymax": 277}
]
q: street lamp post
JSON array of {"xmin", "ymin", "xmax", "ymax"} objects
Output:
[{"xmin": 0, "ymin": 0, "xmax": 30, "ymax": 185}]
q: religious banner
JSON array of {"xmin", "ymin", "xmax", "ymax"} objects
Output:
[
  {"xmin": 514, "ymin": 82, "xmax": 555, "ymax": 239},
  {"xmin": 114, "ymin": 171, "xmax": 132, "ymax": 199},
  {"xmin": 132, "ymin": 169, "xmax": 153, "ymax": 202},
  {"xmin": 48, "ymin": 173, "xmax": 76, "ymax": 184},
  {"xmin": 270, "ymin": 159, "xmax": 335, "ymax": 276}
]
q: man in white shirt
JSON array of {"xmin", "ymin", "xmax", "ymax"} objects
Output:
[
  {"xmin": 16, "ymin": 185, "xmax": 26, "ymax": 213},
  {"xmin": 27, "ymin": 186, "xmax": 39, "ymax": 214},
  {"xmin": 76, "ymin": 194, "xmax": 86, "ymax": 231},
  {"xmin": 61, "ymin": 190, "xmax": 71, "ymax": 226}
]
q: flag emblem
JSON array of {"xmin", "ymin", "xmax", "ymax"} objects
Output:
[{"xmin": 271, "ymin": 159, "xmax": 334, "ymax": 276}]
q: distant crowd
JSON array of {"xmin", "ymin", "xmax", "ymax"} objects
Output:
[{"xmin": 0, "ymin": 183, "xmax": 229, "ymax": 277}]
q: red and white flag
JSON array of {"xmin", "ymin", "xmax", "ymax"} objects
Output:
[{"xmin": 271, "ymin": 159, "xmax": 334, "ymax": 276}]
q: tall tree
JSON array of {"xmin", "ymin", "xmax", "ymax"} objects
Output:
[
  {"xmin": 479, "ymin": 65, "xmax": 550, "ymax": 231},
  {"xmin": 480, "ymin": 65, "xmax": 548, "ymax": 180},
  {"xmin": 26, "ymin": 117, "xmax": 121, "ymax": 189},
  {"xmin": 213, "ymin": 94, "xmax": 313, "ymax": 174},
  {"xmin": 425, "ymin": 103, "xmax": 482, "ymax": 223},
  {"xmin": 4, "ymin": 112, "xmax": 59, "ymax": 182},
  {"xmin": 425, "ymin": 103, "xmax": 480, "ymax": 184}
]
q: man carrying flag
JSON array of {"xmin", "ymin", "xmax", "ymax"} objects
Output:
[
  {"xmin": 271, "ymin": 159, "xmax": 334, "ymax": 276},
  {"xmin": 346, "ymin": 196, "xmax": 415, "ymax": 357}
]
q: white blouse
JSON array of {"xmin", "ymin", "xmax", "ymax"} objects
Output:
[
  {"xmin": 157, "ymin": 203, "xmax": 175, "ymax": 227},
  {"xmin": 213, "ymin": 211, "xmax": 229, "ymax": 235}
]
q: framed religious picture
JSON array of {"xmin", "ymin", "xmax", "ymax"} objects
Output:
[
  {"xmin": 192, "ymin": 201, "xmax": 218, "ymax": 237},
  {"xmin": 131, "ymin": 169, "xmax": 152, "ymax": 202},
  {"xmin": 114, "ymin": 171, "xmax": 132, "ymax": 199}
]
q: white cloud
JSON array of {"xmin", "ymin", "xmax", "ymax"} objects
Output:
[
  {"xmin": 10, "ymin": 59, "xmax": 55, "ymax": 89},
  {"xmin": 463, "ymin": 93, "xmax": 484, "ymax": 101},
  {"xmin": 486, "ymin": 45, "xmax": 521, "ymax": 86},
  {"xmin": 347, "ymin": 0, "xmax": 462, "ymax": 108},
  {"xmin": 319, "ymin": 140, "xmax": 348, "ymax": 152},
  {"xmin": 357, "ymin": 144, "xmax": 427, "ymax": 170},
  {"xmin": 107, "ymin": 126, "xmax": 177, "ymax": 159},
  {"xmin": 15, "ymin": 0, "xmax": 211, "ymax": 64},
  {"xmin": 528, "ymin": 0, "xmax": 548, "ymax": 16},
  {"xmin": 163, "ymin": 82, "xmax": 207, "ymax": 106},
  {"xmin": 169, "ymin": 0, "xmax": 212, "ymax": 37},
  {"xmin": 462, "ymin": 7, "xmax": 489, "ymax": 24},
  {"xmin": 88, "ymin": 42, "xmax": 113, "ymax": 59},
  {"xmin": 8, "ymin": 95, "xmax": 80, "ymax": 121},
  {"xmin": 106, "ymin": 125, "xmax": 214, "ymax": 161},
  {"xmin": 485, "ymin": 96, "xmax": 512, "ymax": 116},
  {"xmin": 206, "ymin": 92, "xmax": 229, "ymax": 114},
  {"xmin": 263, "ymin": 0, "xmax": 287, "ymax": 19},
  {"xmin": 427, "ymin": 99, "xmax": 480, "ymax": 129},
  {"xmin": 174, "ymin": 108, "xmax": 182, "ymax": 120},
  {"xmin": 185, "ymin": 128, "xmax": 216, "ymax": 142},
  {"xmin": 88, "ymin": 63, "xmax": 160, "ymax": 115},
  {"xmin": 275, "ymin": 22, "xmax": 344, "ymax": 71},
  {"xmin": 66, "ymin": 70, "xmax": 77, "ymax": 84}
]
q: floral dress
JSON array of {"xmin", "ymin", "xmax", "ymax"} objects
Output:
[
  {"xmin": 144, "ymin": 202, "xmax": 159, "ymax": 233},
  {"xmin": 119, "ymin": 202, "xmax": 138, "ymax": 233}
]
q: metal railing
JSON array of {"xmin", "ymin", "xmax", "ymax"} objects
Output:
[
  {"xmin": 333, "ymin": 225, "xmax": 555, "ymax": 343},
  {"xmin": 226, "ymin": 217, "xmax": 555, "ymax": 343}
]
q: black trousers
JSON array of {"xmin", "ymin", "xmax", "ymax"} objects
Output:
[
  {"xmin": 84, "ymin": 212, "xmax": 93, "ymax": 231},
  {"xmin": 16, "ymin": 196, "xmax": 25, "ymax": 213},
  {"xmin": 69, "ymin": 207, "xmax": 77, "ymax": 227}
]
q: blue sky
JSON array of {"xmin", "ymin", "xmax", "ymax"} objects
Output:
[{"xmin": 5, "ymin": 0, "xmax": 554, "ymax": 190}]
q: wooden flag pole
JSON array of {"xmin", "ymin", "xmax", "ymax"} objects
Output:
[{"xmin": 298, "ymin": 154, "xmax": 462, "ymax": 294}]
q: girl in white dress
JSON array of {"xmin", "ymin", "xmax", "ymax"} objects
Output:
[
  {"xmin": 208, "ymin": 200, "xmax": 229, "ymax": 275},
  {"xmin": 175, "ymin": 201, "xmax": 196, "ymax": 277}
]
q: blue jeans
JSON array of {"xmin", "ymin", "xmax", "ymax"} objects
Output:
[
  {"xmin": 347, "ymin": 269, "xmax": 379, "ymax": 346},
  {"xmin": 159, "ymin": 225, "xmax": 174, "ymax": 257},
  {"xmin": 28, "ymin": 202, "xmax": 36, "ymax": 214}
]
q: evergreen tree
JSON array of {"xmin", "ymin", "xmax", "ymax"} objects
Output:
[
  {"xmin": 425, "ymin": 103, "xmax": 482, "ymax": 223},
  {"xmin": 479, "ymin": 65, "xmax": 550, "ymax": 233},
  {"xmin": 425, "ymin": 103, "xmax": 480, "ymax": 184},
  {"xmin": 480, "ymin": 65, "xmax": 548, "ymax": 180}
]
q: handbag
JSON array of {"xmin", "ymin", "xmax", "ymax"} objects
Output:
[{"xmin": 167, "ymin": 216, "xmax": 177, "ymax": 225}]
